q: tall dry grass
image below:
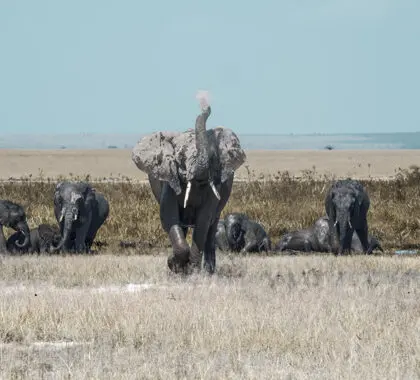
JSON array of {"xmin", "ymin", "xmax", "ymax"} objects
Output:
[
  {"xmin": 1, "ymin": 167, "xmax": 420, "ymax": 251},
  {"xmin": 0, "ymin": 169, "xmax": 419, "ymax": 378},
  {"xmin": 0, "ymin": 254, "xmax": 418, "ymax": 379}
]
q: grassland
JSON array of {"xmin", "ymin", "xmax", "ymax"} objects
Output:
[{"xmin": 0, "ymin": 153, "xmax": 419, "ymax": 379}]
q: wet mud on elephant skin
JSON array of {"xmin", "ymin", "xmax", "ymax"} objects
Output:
[
  {"xmin": 276, "ymin": 215, "xmax": 383, "ymax": 255},
  {"xmin": 132, "ymin": 91, "xmax": 246, "ymax": 274},
  {"xmin": 6, "ymin": 223, "xmax": 62, "ymax": 254},
  {"xmin": 53, "ymin": 181, "xmax": 110, "ymax": 254}
]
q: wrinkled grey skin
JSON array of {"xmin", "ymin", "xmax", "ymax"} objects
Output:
[
  {"xmin": 6, "ymin": 224, "xmax": 61, "ymax": 254},
  {"xmin": 53, "ymin": 182, "xmax": 110, "ymax": 253},
  {"xmin": 0, "ymin": 200, "xmax": 30, "ymax": 252},
  {"xmin": 132, "ymin": 99, "xmax": 246, "ymax": 274},
  {"xmin": 216, "ymin": 213, "xmax": 272, "ymax": 253},
  {"xmin": 276, "ymin": 216, "xmax": 382, "ymax": 254},
  {"xmin": 325, "ymin": 179, "xmax": 370, "ymax": 255}
]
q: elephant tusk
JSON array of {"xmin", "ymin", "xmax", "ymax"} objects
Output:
[
  {"xmin": 74, "ymin": 214, "xmax": 78, "ymax": 221},
  {"xmin": 333, "ymin": 220, "xmax": 338, "ymax": 227},
  {"xmin": 184, "ymin": 181, "xmax": 192, "ymax": 208},
  {"xmin": 348, "ymin": 220, "xmax": 353, "ymax": 229},
  {"xmin": 210, "ymin": 181, "xmax": 221, "ymax": 200}
]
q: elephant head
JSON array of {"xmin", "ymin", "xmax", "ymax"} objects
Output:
[
  {"xmin": 132, "ymin": 91, "xmax": 246, "ymax": 207},
  {"xmin": 52, "ymin": 181, "xmax": 96, "ymax": 252},
  {"xmin": 0, "ymin": 200, "xmax": 30, "ymax": 249},
  {"xmin": 325, "ymin": 179, "xmax": 370, "ymax": 254}
]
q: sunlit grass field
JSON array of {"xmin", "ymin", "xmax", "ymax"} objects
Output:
[{"xmin": 0, "ymin": 168, "xmax": 419, "ymax": 378}]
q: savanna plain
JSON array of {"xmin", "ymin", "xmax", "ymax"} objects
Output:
[{"xmin": 0, "ymin": 150, "xmax": 419, "ymax": 379}]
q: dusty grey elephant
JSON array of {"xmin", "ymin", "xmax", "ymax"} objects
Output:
[
  {"xmin": 52, "ymin": 181, "xmax": 110, "ymax": 253},
  {"xmin": 6, "ymin": 224, "xmax": 61, "ymax": 254},
  {"xmin": 276, "ymin": 216, "xmax": 383, "ymax": 254},
  {"xmin": 325, "ymin": 179, "xmax": 371, "ymax": 255},
  {"xmin": 216, "ymin": 213, "xmax": 271, "ymax": 253},
  {"xmin": 132, "ymin": 91, "xmax": 246, "ymax": 274},
  {"xmin": 0, "ymin": 200, "xmax": 30, "ymax": 253}
]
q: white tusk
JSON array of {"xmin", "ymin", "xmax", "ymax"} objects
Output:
[
  {"xmin": 184, "ymin": 181, "xmax": 192, "ymax": 208},
  {"xmin": 210, "ymin": 181, "xmax": 221, "ymax": 200},
  {"xmin": 59, "ymin": 210, "xmax": 64, "ymax": 222},
  {"xmin": 74, "ymin": 214, "xmax": 78, "ymax": 221},
  {"xmin": 348, "ymin": 220, "xmax": 352, "ymax": 229},
  {"xmin": 333, "ymin": 220, "xmax": 338, "ymax": 227}
]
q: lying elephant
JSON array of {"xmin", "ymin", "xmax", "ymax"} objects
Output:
[
  {"xmin": 216, "ymin": 213, "xmax": 272, "ymax": 253},
  {"xmin": 276, "ymin": 216, "xmax": 383, "ymax": 254},
  {"xmin": 6, "ymin": 224, "xmax": 61, "ymax": 254}
]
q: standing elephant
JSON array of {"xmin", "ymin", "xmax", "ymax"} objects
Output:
[
  {"xmin": 216, "ymin": 213, "xmax": 272, "ymax": 253},
  {"xmin": 0, "ymin": 200, "xmax": 30, "ymax": 252},
  {"xmin": 6, "ymin": 224, "xmax": 61, "ymax": 254},
  {"xmin": 52, "ymin": 182, "xmax": 109, "ymax": 253},
  {"xmin": 132, "ymin": 91, "xmax": 246, "ymax": 273},
  {"xmin": 275, "ymin": 216, "xmax": 383, "ymax": 254},
  {"xmin": 325, "ymin": 179, "xmax": 371, "ymax": 255}
]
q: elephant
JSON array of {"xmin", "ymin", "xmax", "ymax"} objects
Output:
[
  {"xmin": 0, "ymin": 200, "xmax": 30, "ymax": 253},
  {"xmin": 6, "ymin": 224, "xmax": 61, "ymax": 254},
  {"xmin": 216, "ymin": 213, "xmax": 272, "ymax": 253},
  {"xmin": 325, "ymin": 179, "xmax": 371, "ymax": 255},
  {"xmin": 275, "ymin": 216, "xmax": 383, "ymax": 254},
  {"xmin": 52, "ymin": 181, "xmax": 110, "ymax": 253},
  {"xmin": 132, "ymin": 91, "xmax": 246, "ymax": 274}
]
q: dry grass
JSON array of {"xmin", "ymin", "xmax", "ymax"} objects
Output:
[
  {"xmin": 0, "ymin": 254, "xmax": 418, "ymax": 379},
  {"xmin": 1, "ymin": 167, "xmax": 420, "ymax": 251},
  {"xmin": 1, "ymin": 155, "xmax": 420, "ymax": 378}
]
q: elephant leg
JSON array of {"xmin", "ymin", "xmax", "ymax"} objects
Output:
[
  {"xmin": 241, "ymin": 240, "xmax": 257, "ymax": 253},
  {"xmin": 160, "ymin": 184, "xmax": 190, "ymax": 273},
  {"xmin": 203, "ymin": 220, "xmax": 218, "ymax": 274},
  {"xmin": 355, "ymin": 223, "xmax": 369, "ymax": 254},
  {"xmin": 74, "ymin": 220, "xmax": 91, "ymax": 254},
  {"xmin": 190, "ymin": 213, "xmax": 213, "ymax": 272},
  {"xmin": 0, "ymin": 225, "xmax": 6, "ymax": 252}
]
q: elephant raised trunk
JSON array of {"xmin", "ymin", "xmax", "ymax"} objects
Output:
[{"xmin": 184, "ymin": 92, "xmax": 220, "ymax": 208}]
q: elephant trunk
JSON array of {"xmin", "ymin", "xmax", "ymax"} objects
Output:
[
  {"xmin": 14, "ymin": 221, "xmax": 30, "ymax": 248},
  {"xmin": 336, "ymin": 213, "xmax": 353, "ymax": 254},
  {"xmin": 184, "ymin": 92, "xmax": 220, "ymax": 206},
  {"xmin": 52, "ymin": 208, "xmax": 73, "ymax": 252}
]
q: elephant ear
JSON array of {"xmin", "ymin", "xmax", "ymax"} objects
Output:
[
  {"xmin": 213, "ymin": 127, "xmax": 246, "ymax": 183},
  {"xmin": 132, "ymin": 131, "xmax": 183, "ymax": 195}
]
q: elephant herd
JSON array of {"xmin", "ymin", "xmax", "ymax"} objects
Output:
[
  {"xmin": 0, "ymin": 182, "xmax": 109, "ymax": 255},
  {"xmin": 0, "ymin": 91, "xmax": 382, "ymax": 274}
]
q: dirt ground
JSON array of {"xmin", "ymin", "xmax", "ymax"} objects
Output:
[{"xmin": 1, "ymin": 149, "xmax": 419, "ymax": 181}]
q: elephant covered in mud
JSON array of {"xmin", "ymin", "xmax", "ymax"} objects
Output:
[
  {"xmin": 53, "ymin": 181, "xmax": 109, "ymax": 253},
  {"xmin": 0, "ymin": 200, "xmax": 30, "ymax": 253},
  {"xmin": 6, "ymin": 224, "xmax": 61, "ymax": 254},
  {"xmin": 132, "ymin": 91, "xmax": 246, "ymax": 274},
  {"xmin": 325, "ymin": 179, "xmax": 370, "ymax": 255},
  {"xmin": 276, "ymin": 216, "xmax": 382, "ymax": 254},
  {"xmin": 216, "ymin": 213, "xmax": 271, "ymax": 253}
]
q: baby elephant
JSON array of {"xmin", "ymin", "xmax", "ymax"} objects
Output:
[
  {"xmin": 216, "ymin": 213, "xmax": 272, "ymax": 253},
  {"xmin": 276, "ymin": 216, "xmax": 383, "ymax": 254},
  {"xmin": 0, "ymin": 200, "xmax": 31, "ymax": 253},
  {"xmin": 6, "ymin": 224, "xmax": 62, "ymax": 254}
]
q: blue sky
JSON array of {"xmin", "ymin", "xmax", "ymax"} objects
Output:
[{"xmin": 1, "ymin": 0, "xmax": 419, "ymax": 135}]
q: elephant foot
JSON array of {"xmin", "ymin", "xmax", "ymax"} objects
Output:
[{"xmin": 167, "ymin": 255, "xmax": 190, "ymax": 274}]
